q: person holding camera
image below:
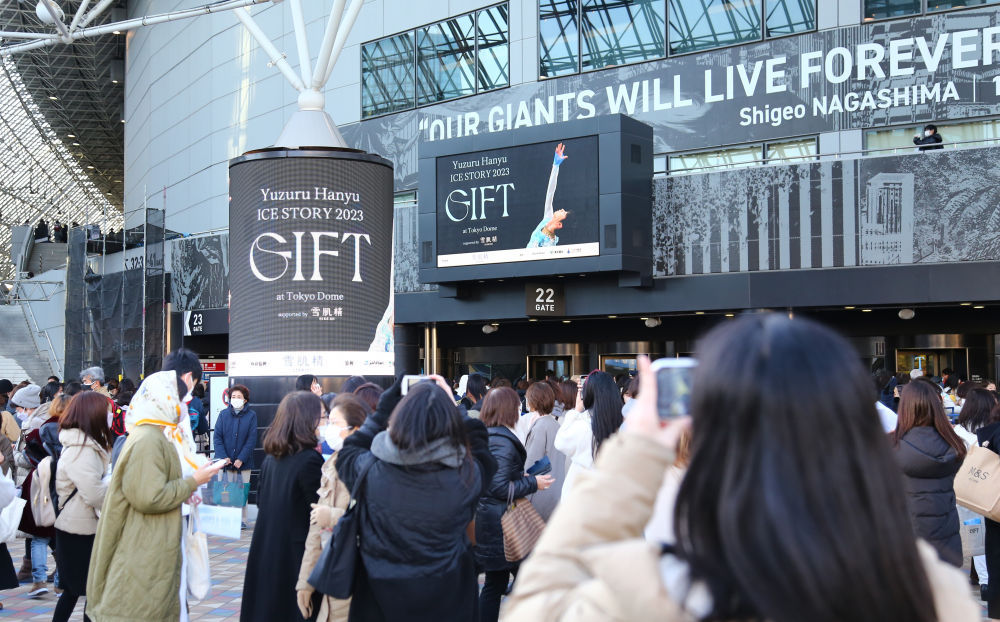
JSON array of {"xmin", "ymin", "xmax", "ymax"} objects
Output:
[{"xmin": 503, "ymin": 314, "xmax": 979, "ymax": 622}]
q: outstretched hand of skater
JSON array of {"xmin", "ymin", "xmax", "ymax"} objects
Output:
[{"xmin": 553, "ymin": 142, "xmax": 568, "ymax": 166}]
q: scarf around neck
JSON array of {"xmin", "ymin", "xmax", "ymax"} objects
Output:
[
  {"xmin": 124, "ymin": 370, "xmax": 206, "ymax": 472},
  {"xmin": 370, "ymin": 430, "xmax": 466, "ymax": 469}
]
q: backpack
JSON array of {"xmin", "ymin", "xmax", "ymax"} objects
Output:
[{"xmin": 29, "ymin": 455, "xmax": 76, "ymax": 527}]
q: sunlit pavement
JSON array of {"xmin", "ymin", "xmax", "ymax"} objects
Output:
[{"xmin": 0, "ymin": 527, "xmax": 253, "ymax": 621}]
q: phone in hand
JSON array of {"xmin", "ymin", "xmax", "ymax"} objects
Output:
[
  {"xmin": 650, "ymin": 358, "xmax": 697, "ymax": 420},
  {"xmin": 526, "ymin": 456, "xmax": 552, "ymax": 476},
  {"xmin": 401, "ymin": 375, "xmax": 430, "ymax": 395}
]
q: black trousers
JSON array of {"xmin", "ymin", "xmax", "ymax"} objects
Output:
[
  {"xmin": 479, "ymin": 565, "xmax": 517, "ymax": 622},
  {"xmin": 52, "ymin": 529, "xmax": 94, "ymax": 622},
  {"xmin": 987, "ymin": 518, "xmax": 1000, "ymax": 618}
]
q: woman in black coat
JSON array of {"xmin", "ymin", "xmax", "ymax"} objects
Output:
[
  {"xmin": 335, "ymin": 376, "xmax": 497, "ymax": 622},
  {"xmin": 241, "ymin": 392, "xmax": 324, "ymax": 622},
  {"xmin": 474, "ymin": 387, "xmax": 554, "ymax": 622},
  {"xmin": 892, "ymin": 380, "xmax": 965, "ymax": 566}
]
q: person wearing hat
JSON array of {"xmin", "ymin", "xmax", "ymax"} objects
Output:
[
  {"xmin": 0, "ymin": 381, "xmax": 17, "ymax": 443},
  {"xmin": 914, "ymin": 124, "xmax": 943, "ymax": 151}
]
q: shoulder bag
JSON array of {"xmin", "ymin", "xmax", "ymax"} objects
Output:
[
  {"xmin": 186, "ymin": 505, "xmax": 211, "ymax": 601},
  {"xmin": 955, "ymin": 440, "xmax": 1000, "ymax": 521},
  {"xmin": 308, "ymin": 456, "xmax": 375, "ymax": 599},
  {"xmin": 502, "ymin": 481, "xmax": 546, "ymax": 562}
]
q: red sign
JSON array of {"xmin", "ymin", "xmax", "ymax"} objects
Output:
[{"xmin": 201, "ymin": 361, "xmax": 227, "ymax": 373}]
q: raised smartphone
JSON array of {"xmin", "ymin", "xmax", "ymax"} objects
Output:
[
  {"xmin": 650, "ymin": 358, "xmax": 697, "ymax": 420},
  {"xmin": 401, "ymin": 374, "xmax": 430, "ymax": 395}
]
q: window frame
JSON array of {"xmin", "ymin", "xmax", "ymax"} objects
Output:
[
  {"xmin": 862, "ymin": 115, "xmax": 1000, "ymax": 154},
  {"xmin": 360, "ymin": 1, "xmax": 510, "ymax": 120},
  {"xmin": 539, "ymin": 0, "xmax": 818, "ymax": 77},
  {"xmin": 663, "ymin": 135, "xmax": 819, "ymax": 175},
  {"xmin": 861, "ymin": 0, "xmax": 1000, "ymax": 22}
]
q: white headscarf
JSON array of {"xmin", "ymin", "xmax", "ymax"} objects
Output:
[{"xmin": 125, "ymin": 370, "xmax": 206, "ymax": 472}]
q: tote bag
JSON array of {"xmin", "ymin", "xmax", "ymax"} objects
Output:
[
  {"xmin": 501, "ymin": 482, "xmax": 546, "ymax": 562},
  {"xmin": 308, "ymin": 458, "xmax": 375, "ymax": 599},
  {"xmin": 186, "ymin": 505, "xmax": 211, "ymax": 601},
  {"xmin": 0, "ymin": 467, "xmax": 24, "ymax": 543},
  {"xmin": 955, "ymin": 441, "xmax": 1000, "ymax": 521}
]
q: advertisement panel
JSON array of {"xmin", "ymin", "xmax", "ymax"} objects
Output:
[
  {"xmin": 344, "ymin": 9, "xmax": 1000, "ymax": 189},
  {"xmin": 435, "ymin": 136, "xmax": 599, "ymax": 267},
  {"xmin": 228, "ymin": 150, "xmax": 394, "ymax": 377}
]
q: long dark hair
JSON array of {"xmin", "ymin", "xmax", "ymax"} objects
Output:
[
  {"xmin": 60, "ymin": 392, "xmax": 113, "ymax": 450},
  {"xmin": 388, "ymin": 382, "xmax": 468, "ymax": 454},
  {"xmin": 581, "ymin": 371, "xmax": 622, "ymax": 457},
  {"xmin": 957, "ymin": 388, "xmax": 998, "ymax": 434},
  {"xmin": 263, "ymin": 391, "xmax": 322, "ymax": 458},
  {"xmin": 673, "ymin": 313, "xmax": 936, "ymax": 622},
  {"xmin": 894, "ymin": 381, "xmax": 967, "ymax": 458}
]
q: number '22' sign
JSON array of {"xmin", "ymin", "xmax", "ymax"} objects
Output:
[{"xmin": 525, "ymin": 283, "xmax": 565, "ymax": 317}]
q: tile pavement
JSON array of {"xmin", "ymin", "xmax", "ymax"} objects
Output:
[{"xmin": 0, "ymin": 528, "xmax": 253, "ymax": 621}]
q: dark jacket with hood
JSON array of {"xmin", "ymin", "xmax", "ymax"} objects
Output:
[
  {"xmin": 214, "ymin": 404, "xmax": 257, "ymax": 470},
  {"xmin": 336, "ymin": 380, "xmax": 497, "ymax": 622},
  {"xmin": 894, "ymin": 426, "xmax": 962, "ymax": 566},
  {"xmin": 475, "ymin": 427, "xmax": 537, "ymax": 571},
  {"xmin": 914, "ymin": 132, "xmax": 944, "ymax": 151}
]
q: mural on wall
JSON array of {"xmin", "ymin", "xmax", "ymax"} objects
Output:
[
  {"xmin": 394, "ymin": 202, "xmax": 435, "ymax": 294},
  {"xmin": 170, "ymin": 234, "xmax": 229, "ymax": 310},
  {"xmin": 344, "ymin": 8, "xmax": 1000, "ymax": 190},
  {"xmin": 655, "ymin": 145, "xmax": 1000, "ymax": 276}
]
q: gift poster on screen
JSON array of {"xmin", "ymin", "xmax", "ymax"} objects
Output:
[
  {"xmin": 228, "ymin": 152, "xmax": 394, "ymax": 377},
  {"xmin": 435, "ymin": 136, "xmax": 600, "ymax": 267}
]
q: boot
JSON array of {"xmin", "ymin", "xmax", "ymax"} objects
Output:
[{"xmin": 15, "ymin": 558, "xmax": 30, "ymax": 583}]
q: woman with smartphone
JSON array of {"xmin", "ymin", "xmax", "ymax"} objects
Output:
[
  {"xmin": 523, "ymin": 382, "xmax": 566, "ymax": 521},
  {"xmin": 503, "ymin": 314, "xmax": 979, "ymax": 622},
  {"xmin": 475, "ymin": 387, "xmax": 554, "ymax": 622}
]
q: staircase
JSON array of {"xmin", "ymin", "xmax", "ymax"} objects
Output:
[
  {"xmin": 24, "ymin": 243, "xmax": 67, "ymax": 275},
  {"xmin": 0, "ymin": 305, "xmax": 55, "ymax": 385}
]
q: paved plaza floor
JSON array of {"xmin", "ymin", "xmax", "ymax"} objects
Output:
[{"xmin": 0, "ymin": 528, "xmax": 252, "ymax": 621}]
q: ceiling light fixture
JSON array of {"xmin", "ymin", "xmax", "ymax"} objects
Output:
[
  {"xmin": 861, "ymin": 308, "xmax": 872, "ymax": 312},
  {"xmin": 844, "ymin": 306, "xmax": 855, "ymax": 310},
  {"xmin": 48, "ymin": 96, "xmax": 57, "ymax": 100},
  {"xmin": 482, "ymin": 324, "xmax": 498, "ymax": 335},
  {"xmin": 960, "ymin": 302, "xmax": 972, "ymax": 306},
  {"xmin": 644, "ymin": 317, "xmax": 662, "ymax": 328},
  {"xmin": 974, "ymin": 305, "xmax": 986, "ymax": 309},
  {"xmin": 607, "ymin": 315, "xmax": 617, "ymax": 319},
  {"xmin": 898, "ymin": 308, "xmax": 915, "ymax": 320},
  {"xmin": 724, "ymin": 313, "xmax": 735, "ymax": 318},
  {"xmin": 67, "ymin": 134, "xmax": 74, "ymax": 138},
  {"xmin": 562, "ymin": 320, "xmax": 572, "ymax": 324},
  {"xmin": 694, "ymin": 311, "xmax": 704, "ymax": 315}
]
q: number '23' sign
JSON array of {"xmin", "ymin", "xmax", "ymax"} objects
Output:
[{"xmin": 525, "ymin": 284, "xmax": 566, "ymax": 317}]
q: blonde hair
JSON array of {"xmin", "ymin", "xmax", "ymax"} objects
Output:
[{"xmin": 50, "ymin": 394, "xmax": 71, "ymax": 420}]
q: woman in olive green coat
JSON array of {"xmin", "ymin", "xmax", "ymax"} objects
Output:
[{"xmin": 86, "ymin": 371, "xmax": 226, "ymax": 622}]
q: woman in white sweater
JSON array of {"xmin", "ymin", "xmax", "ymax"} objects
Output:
[{"xmin": 554, "ymin": 371, "xmax": 622, "ymax": 498}]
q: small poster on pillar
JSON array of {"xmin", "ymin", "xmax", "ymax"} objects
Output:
[{"xmin": 227, "ymin": 150, "xmax": 394, "ymax": 377}]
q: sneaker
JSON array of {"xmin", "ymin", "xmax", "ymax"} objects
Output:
[
  {"xmin": 26, "ymin": 583, "xmax": 48, "ymax": 598},
  {"xmin": 53, "ymin": 586, "xmax": 62, "ymax": 595},
  {"xmin": 46, "ymin": 571, "xmax": 54, "ymax": 583},
  {"xmin": 241, "ymin": 521, "xmax": 249, "ymax": 530}
]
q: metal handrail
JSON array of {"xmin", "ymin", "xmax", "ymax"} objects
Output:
[
  {"xmin": 663, "ymin": 136, "xmax": 1000, "ymax": 176},
  {"xmin": 21, "ymin": 297, "xmax": 62, "ymax": 379},
  {"xmin": 0, "ymin": 280, "xmax": 63, "ymax": 304}
]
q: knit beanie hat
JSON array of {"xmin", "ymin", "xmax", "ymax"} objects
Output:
[{"xmin": 11, "ymin": 384, "xmax": 41, "ymax": 409}]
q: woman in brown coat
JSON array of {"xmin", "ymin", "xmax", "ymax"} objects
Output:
[
  {"xmin": 296, "ymin": 394, "xmax": 369, "ymax": 621},
  {"xmin": 504, "ymin": 315, "xmax": 981, "ymax": 622}
]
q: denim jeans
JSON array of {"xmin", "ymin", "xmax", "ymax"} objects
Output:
[{"xmin": 30, "ymin": 536, "xmax": 50, "ymax": 583}]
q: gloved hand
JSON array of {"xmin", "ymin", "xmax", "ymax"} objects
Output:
[{"xmin": 553, "ymin": 142, "xmax": 568, "ymax": 166}]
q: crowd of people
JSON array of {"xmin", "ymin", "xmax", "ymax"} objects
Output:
[{"xmin": 0, "ymin": 315, "xmax": 996, "ymax": 620}]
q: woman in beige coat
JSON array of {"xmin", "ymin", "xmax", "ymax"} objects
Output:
[
  {"xmin": 296, "ymin": 393, "xmax": 369, "ymax": 621},
  {"xmin": 52, "ymin": 391, "xmax": 112, "ymax": 622},
  {"xmin": 504, "ymin": 315, "xmax": 982, "ymax": 622}
]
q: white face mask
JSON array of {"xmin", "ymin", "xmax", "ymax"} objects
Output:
[
  {"xmin": 324, "ymin": 426, "xmax": 347, "ymax": 451},
  {"xmin": 316, "ymin": 424, "xmax": 328, "ymax": 442},
  {"xmin": 924, "ymin": 130, "xmax": 933, "ymax": 137},
  {"xmin": 231, "ymin": 398, "xmax": 245, "ymax": 411}
]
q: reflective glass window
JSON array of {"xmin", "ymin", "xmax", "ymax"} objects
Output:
[
  {"xmin": 669, "ymin": 0, "xmax": 762, "ymax": 55},
  {"xmin": 863, "ymin": 0, "xmax": 920, "ymax": 20},
  {"xmin": 361, "ymin": 33, "xmax": 415, "ymax": 118},
  {"xmin": 668, "ymin": 144, "xmax": 762, "ymax": 173},
  {"xmin": 581, "ymin": 0, "xmax": 666, "ymax": 71},
  {"xmin": 765, "ymin": 137, "xmax": 817, "ymax": 163},
  {"xmin": 765, "ymin": 0, "xmax": 815, "ymax": 37},
  {"xmin": 478, "ymin": 4, "xmax": 510, "ymax": 92},
  {"xmin": 865, "ymin": 120, "xmax": 1000, "ymax": 153},
  {"xmin": 540, "ymin": 0, "xmax": 580, "ymax": 77},
  {"xmin": 417, "ymin": 14, "xmax": 477, "ymax": 105},
  {"xmin": 927, "ymin": 0, "xmax": 1000, "ymax": 10}
]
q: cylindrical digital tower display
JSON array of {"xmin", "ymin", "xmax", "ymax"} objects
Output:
[{"xmin": 228, "ymin": 148, "xmax": 394, "ymax": 378}]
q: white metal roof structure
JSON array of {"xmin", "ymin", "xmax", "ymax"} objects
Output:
[{"xmin": 0, "ymin": 53, "xmax": 120, "ymax": 279}]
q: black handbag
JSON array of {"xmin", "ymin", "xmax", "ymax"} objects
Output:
[{"xmin": 308, "ymin": 457, "xmax": 375, "ymax": 599}]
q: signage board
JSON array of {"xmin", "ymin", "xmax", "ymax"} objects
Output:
[
  {"xmin": 525, "ymin": 283, "xmax": 566, "ymax": 316},
  {"xmin": 201, "ymin": 361, "xmax": 227, "ymax": 374},
  {"xmin": 228, "ymin": 150, "xmax": 395, "ymax": 377},
  {"xmin": 184, "ymin": 308, "xmax": 229, "ymax": 336},
  {"xmin": 435, "ymin": 137, "xmax": 600, "ymax": 267}
]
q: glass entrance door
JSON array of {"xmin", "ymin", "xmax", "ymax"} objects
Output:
[
  {"xmin": 528, "ymin": 356, "xmax": 572, "ymax": 380},
  {"xmin": 895, "ymin": 348, "xmax": 968, "ymax": 379}
]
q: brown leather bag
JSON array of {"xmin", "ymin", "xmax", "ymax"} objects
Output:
[{"xmin": 501, "ymin": 482, "xmax": 546, "ymax": 562}]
